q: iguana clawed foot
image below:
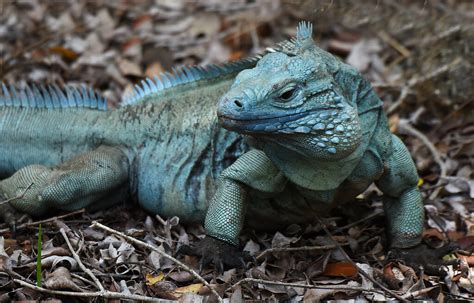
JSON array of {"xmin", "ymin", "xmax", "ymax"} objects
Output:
[
  {"xmin": 178, "ymin": 236, "xmax": 253, "ymax": 273},
  {"xmin": 0, "ymin": 200, "xmax": 22, "ymax": 233},
  {"xmin": 388, "ymin": 242, "xmax": 459, "ymax": 276}
]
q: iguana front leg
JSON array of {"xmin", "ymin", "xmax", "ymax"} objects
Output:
[
  {"xmin": 0, "ymin": 145, "xmax": 129, "ymax": 221},
  {"xmin": 184, "ymin": 149, "xmax": 285, "ymax": 270},
  {"xmin": 205, "ymin": 149, "xmax": 286, "ymax": 245},
  {"xmin": 376, "ymin": 135, "xmax": 424, "ymax": 248},
  {"xmin": 376, "ymin": 135, "xmax": 458, "ymax": 274}
]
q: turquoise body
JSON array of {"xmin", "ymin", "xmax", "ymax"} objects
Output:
[
  {"xmin": 0, "ymin": 23, "xmax": 424, "ymax": 249},
  {"xmin": 0, "ymin": 78, "xmax": 246, "ymax": 221}
]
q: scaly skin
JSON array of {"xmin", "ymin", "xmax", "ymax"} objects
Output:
[
  {"xmin": 206, "ymin": 22, "xmax": 424, "ymax": 248},
  {"xmin": 0, "ymin": 72, "xmax": 250, "ymax": 222},
  {"xmin": 0, "ymin": 22, "xmax": 424, "ymax": 252}
]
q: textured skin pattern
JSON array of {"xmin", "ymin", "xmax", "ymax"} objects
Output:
[
  {"xmin": 0, "ymin": 68, "xmax": 248, "ymax": 221},
  {"xmin": 205, "ymin": 149, "xmax": 285, "ymax": 244},
  {"xmin": 376, "ymin": 135, "xmax": 423, "ymax": 247},
  {"xmin": 0, "ymin": 22, "xmax": 424, "ymax": 250},
  {"xmin": 0, "ymin": 146, "xmax": 129, "ymax": 215},
  {"xmin": 205, "ymin": 178, "xmax": 246, "ymax": 245},
  {"xmin": 211, "ymin": 22, "xmax": 424, "ymax": 248}
]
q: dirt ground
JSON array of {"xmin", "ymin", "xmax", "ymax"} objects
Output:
[{"xmin": 0, "ymin": 0, "xmax": 473, "ymax": 302}]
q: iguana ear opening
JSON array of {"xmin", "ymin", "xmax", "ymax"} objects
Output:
[{"xmin": 294, "ymin": 21, "xmax": 315, "ymax": 54}]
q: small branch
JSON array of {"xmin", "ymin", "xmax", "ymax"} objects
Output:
[
  {"xmin": 13, "ymin": 279, "xmax": 171, "ymax": 302},
  {"xmin": 0, "ymin": 209, "xmax": 85, "ymax": 234},
  {"xmin": 387, "ymin": 58, "xmax": 461, "ymax": 116},
  {"xmin": 408, "ymin": 57, "xmax": 461, "ymax": 87},
  {"xmin": 155, "ymin": 213, "xmax": 167, "ymax": 226},
  {"xmin": 387, "ymin": 86, "xmax": 410, "ymax": 116},
  {"xmin": 91, "ymin": 221, "xmax": 223, "ymax": 303},
  {"xmin": 256, "ymin": 245, "xmax": 337, "ymax": 260},
  {"xmin": 378, "ymin": 31, "xmax": 411, "ymax": 57},
  {"xmin": 70, "ymin": 273, "xmax": 98, "ymax": 289},
  {"xmin": 60, "ymin": 228, "xmax": 104, "ymax": 292},
  {"xmin": 334, "ymin": 211, "xmax": 383, "ymax": 233},
  {"xmin": 397, "ymin": 119, "xmax": 447, "ymax": 200},
  {"xmin": 229, "ymin": 277, "xmax": 387, "ymax": 296},
  {"xmin": 402, "ymin": 286, "xmax": 438, "ymax": 299},
  {"xmin": 0, "ymin": 183, "xmax": 34, "ymax": 207},
  {"xmin": 155, "ymin": 214, "xmax": 173, "ymax": 247},
  {"xmin": 314, "ymin": 215, "xmax": 407, "ymax": 302}
]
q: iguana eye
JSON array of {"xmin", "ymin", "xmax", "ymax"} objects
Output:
[{"xmin": 279, "ymin": 88, "xmax": 297, "ymax": 101}]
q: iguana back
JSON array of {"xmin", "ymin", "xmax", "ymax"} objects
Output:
[
  {"xmin": 0, "ymin": 59, "xmax": 258, "ymax": 220},
  {"xmin": 0, "ymin": 86, "xmax": 108, "ymax": 177}
]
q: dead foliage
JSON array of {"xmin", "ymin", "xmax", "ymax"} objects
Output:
[{"xmin": 0, "ymin": 0, "xmax": 472, "ymax": 301}]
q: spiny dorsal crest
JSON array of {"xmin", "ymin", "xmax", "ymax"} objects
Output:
[
  {"xmin": 273, "ymin": 21, "xmax": 315, "ymax": 56},
  {"xmin": 122, "ymin": 34, "xmax": 306, "ymax": 106},
  {"xmin": 122, "ymin": 57, "xmax": 261, "ymax": 105},
  {"xmin": 295, "ymin": 21, "xmax": 314, "ymax": 54},
  {"xmin": 0, "ymin": 83, "xmax": 107, "ymax": 110}
]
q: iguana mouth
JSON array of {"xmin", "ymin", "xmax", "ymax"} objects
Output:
[{"xmin": 218, "ymin": 110, "xmax": 328, "ymax": 132}]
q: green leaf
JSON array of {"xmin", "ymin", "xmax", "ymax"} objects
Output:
[{"xmin": 36, "ymin": 224, "xmax": 42, "ymax": 287}]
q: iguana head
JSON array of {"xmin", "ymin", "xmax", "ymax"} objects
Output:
[{"xmin": 218, "ymin": 22, "xmax": 362, "ymax": 160}]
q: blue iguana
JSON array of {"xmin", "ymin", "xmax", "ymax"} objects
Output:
[{"xmin": 0, "ymin": 22, "xmax": 424, "ymax": 263}]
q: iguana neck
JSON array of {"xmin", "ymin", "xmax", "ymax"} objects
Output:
[
  {"xmin": 102, "ymin": 76, "xmax": 237, "ymax": 148},
  {"xmin": 261, "ymin": 142, "xmax": 362, "ymax": 191},
  {"xmin": 261, "ymin": 108, "xmax": 382, "ymax": 191}
]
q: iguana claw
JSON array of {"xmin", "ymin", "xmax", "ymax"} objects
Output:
[
  {"xmin": 0, "ymin": 202, "xmax": 22, "ymax": 234},
  {"xmin": 387, "ymin": 242, "xmax": 460, "ymax": 276},
  {"xmin": 178, "ymin": 236, "xmax": 252, "ymax": 273}
]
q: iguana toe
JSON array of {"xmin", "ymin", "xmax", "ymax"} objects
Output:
[
  {"xmin": 0, "ymin": 202, "xmax": 31, "ymax": 234},
  {"xmin": 178, "ymin": 236, "xmax": 251, "ymax": 273},
  {"xmin": 388, "ymin": 242, "xmax": 459, "ymax": 276}
]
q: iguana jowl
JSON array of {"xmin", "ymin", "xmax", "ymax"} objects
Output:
[{"xmin": 0, "ymin": 22, "xmax": 424, "ymax": 251}]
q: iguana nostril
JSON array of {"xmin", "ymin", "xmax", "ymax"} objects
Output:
[{"xmin": 234, "ymin": 100, "xmax": 243, "ymax": 108}]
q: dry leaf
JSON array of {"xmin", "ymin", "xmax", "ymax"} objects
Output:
[
  {"xmin": 0, "ymin": 237, "xmax": 12, "ymax": 273},
  {"xmin": 117, "ymin": 58, "xmax": 142, "ymax": 77},
  {"xmin": 271, "ymin": 232, "xmax": 300, "ymax": 248},
  {"xmin": 49, "ymin": 46, "xmax": 78, "ymax": 61},
  {"xmin": 243, "ymin": 239, "xmax": 260, "ymax": 255},
  {"xmin": 149, "ymin": 281, "xmax": 178, "ymax": 299},
  {"xmin": 178, "ymin": 293, "xmax": 205, "ymax": 303},
  {"xmin": 383, "ymin": 262, "xmax": 417, "ymax": 291},
  {"xmin": 304, "ymin": 281, "xmax": 361, "ymax": 301},
  {"xmin": 423, "ymin": 228, "xmax": 446, "ymax": 241},
  {"xmin": 323, "ymin": 262, "xmax": 357, "ymax": 277},
  {"xmin": 44, "ymin": 266, "xmax": 82, "ymax": 291},
  {"xmin": 174, "ymin": 283, "xmax": 204, "ymax": 294},
  {"xmin": 230, "ymin": 285, "xmax": 244, "ymax": 303},
  {"xmin": 457, "ymin": 236, "xmax": 474, "ymax": 251},
  {"xmin": 168, "ymin": 270, "xmax": 195, "ymax": 283},
  {"xmin": 145, "ymin": 62, "xmax": 165, "ymax": 78},
  {"xmin": 346, "ymin": 39, "xmax": 382, "ymax": 72},
  {"xmin": 146, "ymin": 272, "xmax": 165, "ymax": 285},
  {"xmin": 306, "ymin": 252, "xmax": 331, "ymax": 279}
]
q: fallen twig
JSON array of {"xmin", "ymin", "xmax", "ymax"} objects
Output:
[
  {"xmin": 60, "ymin": 228, "xmax": 104, "ymax": 292},
  {"xmin": 378, "ymin": 30, "xmax": 411, "ymax": 57},
  {"xmin": 155, "ymin": 214, "xmax": 173, "ymax": 247},
  {"xmin": 402, "ymin": 286, "xmax": 439, "ymax": 299},
  {"xmin": 91, "ymin": 221, "xmax": 223, "ymax": 303},
  {"xmin": 334, "ymin": 210, "xmax": 383, "ymax": 233},
  {"xmin": 387, "ymin": 58, "xmax": 462, "ymax": 115},
  {"xmin": 229, "ymin": 277, "xmax": 388, "ymax": 296},
  {"xmin": 398, "ymin": 119, "xmax": 447, "ymax": 200},
  {"xmin": 13, "ymin": 279, "xmax": 173, "ymax": 302},
  {"xmin": 387, "ymin": 86, "xmax": 410, "ymax": 116},
  {"xmin": 314, "ymin": 215, "xmax": 408, "ymax": 302},
  {"xmin": 0, "ymin": 209, "xmax": 85, "ymax": 234},
  {"xmin": 0, "ymin": 183, "xmax": 34, "ymax": 207}
]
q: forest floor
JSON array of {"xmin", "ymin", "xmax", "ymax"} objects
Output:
[{"xmin": 0, "ymin": 1, "xmax": 473, "ymax": 302}]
